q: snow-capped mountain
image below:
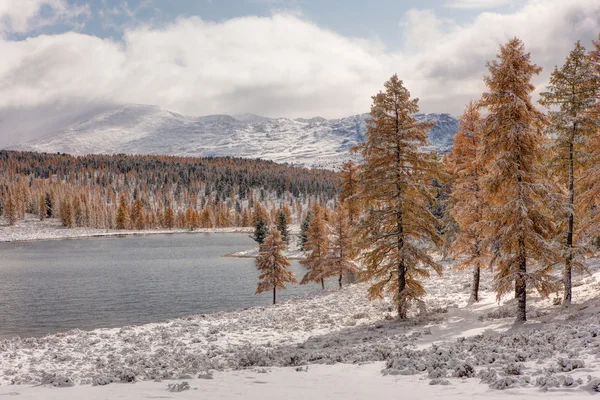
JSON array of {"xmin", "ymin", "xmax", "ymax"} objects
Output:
[{"xmin": 10, "ymin": 104, "xmax": 459, "ymax": 169}]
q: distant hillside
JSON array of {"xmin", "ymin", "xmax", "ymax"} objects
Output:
[{"xmin": 10, "ymin": 104, "xmax": 459, "ymax": 169}]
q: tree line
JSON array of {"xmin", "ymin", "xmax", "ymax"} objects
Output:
[{"xmin": 0, "ymin": 152, "xmax": 339, "ymax": 230}]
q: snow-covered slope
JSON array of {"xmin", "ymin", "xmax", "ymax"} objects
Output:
[{"xmin": 11, "ymin": 104, "xmax": 459, "ymax": 168}]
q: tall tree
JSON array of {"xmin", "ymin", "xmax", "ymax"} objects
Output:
[
  {"xmin": 276, "ymin": 210, "xmax": 290, "ymax": 244},
  {"xmin": 352, "ymin": 74, "xmax": 443, "ymax": 319},
  {"xmin": 479, "ymin": 38, "xmax": 560, "ymax": 322},
  {"xmin": 323, "ymin": 205, "xmax": 358, "ymax": 289},
  {"xmin": 255, "ymin": 228, "xmax": 298, "ymax": 304},
  {"xmin": 298, "ymin": 210, "xmax": 312, "ymax": 249},
  {"xmin": 539, "ymin": 41, "xmax": 599, "ymax": 306},
  {"xmin": 446, "ymin": 101, "xmax": 487, "ymax": 303},
  {"xmin": 339, "ymin": 161, "xmax": 361, "ymax": 225},
  {"xmin": 4, "ymin": 193, "xmax": 17, "ymax": 226},
  {"xmin": 300, "ymin": 205, "xmax": 329, "ymax": 290},
  {"xmin": 116, "ymin": 195, "xmax": 129, "ymax": 230}
]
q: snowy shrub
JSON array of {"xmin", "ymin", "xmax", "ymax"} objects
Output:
[
  {"xmin": 237, "ymin": 346, "xmax": 273, "ymax": 368},
  {"xmin": 503, "ymin": 363, "xmax": 523, "ymax": 376},
  {"xmin": 92, "ymin": 375, "xmax": 113, "ymax": 386},
  {"xmin": 557, "ymin": 358, "xmax": 585, "ymax": 372},
  {"xmin": 167, "ymin": 381, "xmax": 190, "ymax": 392},
  {"xmin": 198, "ymin": 371, "xmax": 214, "ymax": 379},
  {"xmin": 429, "ymin": 378, "xmax": 451, "ymax": 385},
  {"xmin": 489, "ymin": 376, "xmax": 519, "ymax": 390},
  {"xmin": 427, "ymin": 367, "xmax": 446, "ymax": 379},
  {"xmin": 586, "ymin": 378, "xmax": 600, "ymax": 392},
  {"xmin": 454, "ymin": 363, "xmax": 475, "ymax": 378},
  {"xmin": 41, "ymin": 373, "xmax": 74, "ymax": 387},
  {"xmin": 477, "ymin": 368, "xmax": 497, "ymax": 384},
  {"xmin": 117, "ymin": 368, "xmax": 137, "ymax": 383}
]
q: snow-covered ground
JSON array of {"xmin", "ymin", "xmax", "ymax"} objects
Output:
[
  {"xmin": 1, "ymin": 250, "xmax": 600, "ymax": 398},
  {"xmin": 0, "ymin": 215, "xmax": 253, "ymax": 243}
]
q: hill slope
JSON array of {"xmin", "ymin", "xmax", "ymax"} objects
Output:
[{"xmin": 12, "ymin": 104, "xmax": 459, "ymax": 168}]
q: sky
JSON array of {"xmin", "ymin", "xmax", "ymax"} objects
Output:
[{"xmin": 0, "ymin": 0, "xmax": 599, "ymax": 145}]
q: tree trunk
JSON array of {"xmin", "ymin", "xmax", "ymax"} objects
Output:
[
  {"xmin": 321, "ymin": 278, "xmax": 324, "ymax": 290},
  {"xmin": 516, "ymin": 237, "xmax": 527, "ymax": 322},
  {"xmin": 470, "ymin": 263, "xmax": 480, "ymax": 303},
  {"xmin": 564, "ymin": 140, "xmax": 575, "ymax": 307},
  {"xmin": 273, "ymin": 287, "xmax": 276, "ymax": 305},
  {"xmin": 339, "ymin": 273, "xmax": 342, "ymax": 289}
]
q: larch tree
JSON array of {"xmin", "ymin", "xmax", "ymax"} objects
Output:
[
  {"xmin": 131, "ymin": 198, "xmax": 145, "ymax": 230},
  {"xmin": 352, "ymin": 74, "xmax": 443, "ymax": 319},
  {"xmin": 323, "ymin": 205, "xmax": 358, "ymax": 289},
  {"xmin": 115, "ymin": 195, "xmax": 129, "ymax": 230},
  {"xmin": 479, "ymin": 38, "xmax": 561, "ymax": 322},
  {"xmin": 579, "ymin": 35, "xmax": 600, "ymax": 247},
  {"xmin": 164, "ymin": 206, "xmax": 175, "ymax": 229},
  {"xmin": 5, "ymin": 193, "xmax": 17, "ymax": 226},
  {"xmin": 539, "ymin": 41, "xmax": 599, "ymax": 306},
  {"xmin": 255, "ymin": 228, "xmax": 298, "ymax": 305},
  {"xmin": 39, "ymin": 195, "xmax": 46, "ymax": 221},
  {"xmin": 447, "ymin": 101, "xmax": 487, "ymax": 303},
  {"xmin": 300, "ymin": 204, "xmax": 329, "ymax": 290},
  {"xmin": 339, "ymin": 160, "xmax": 361, "ymax": 225}
]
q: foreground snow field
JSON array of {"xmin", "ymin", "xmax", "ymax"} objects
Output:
[{"xmin": 1, "ymin": 233, "xmax": 600, "ymax": 398}]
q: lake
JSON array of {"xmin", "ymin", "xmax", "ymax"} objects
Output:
[{"xmin": 0, "ymin": 233, "xmax": 327, "ymax": 338}]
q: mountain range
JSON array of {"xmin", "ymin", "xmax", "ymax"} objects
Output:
[{"xmin": 8, "ymin": 104, "xmax": 459, "ymax": 169}]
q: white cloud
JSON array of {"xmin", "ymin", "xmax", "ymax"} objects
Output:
[
  {"xmin": 0, "ymin": 0, "xmax": 89, "ymax": 34},
  {"xmin": 445, "ymin": 0, "xmax": 516, "ymax": 9},
  {"xmin": 0, "ymin": 0, "xmax": 599, "ymax": 147}
]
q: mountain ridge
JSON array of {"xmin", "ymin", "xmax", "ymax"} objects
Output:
[{"xmin": 10, "ymin": 104, "xmax": 459, "ymax": 169}]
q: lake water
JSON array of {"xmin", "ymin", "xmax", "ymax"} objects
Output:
[{"xmin": 0, "ymin": 233, "xmax": 326, "ymax": 338}]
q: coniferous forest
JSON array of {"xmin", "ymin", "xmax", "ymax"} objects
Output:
[{"xmin": 0, "ymin": 152, "xmax": 338, "ymax": 230}]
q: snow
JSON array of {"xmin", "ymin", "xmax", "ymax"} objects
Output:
[
  {"xmin": 7, "ymin": 104, "xmax": 459, "ymax": 169},
  {"xmin": 0, "ymin": 215, "xmax": 253, "ymax": 243},
  {"xmin": 1, "ymin": 235, "xmax": 600, "ymax": 398}
]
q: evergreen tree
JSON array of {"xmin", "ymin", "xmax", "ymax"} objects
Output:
[
  {"xmin": 480, "ymin": 38, "xmax": 561, "ymax": 322},
  {"xmin": 255, "ymin": 228, "xmax": 298, "ymax": 304},
  {"xmin": 300, "ymin": 204, "xmax": 329, "ymax": 290},
  {"xmin": 252, "ymin": 218, "xmax": 269, "ymax": 245},
  {"xmin": 539, "ymin": 41, "xmax": 599, "ymax": 306},
  {"xmin": 447, "ymin": 101, "xmax": 487, "ymax": 303},
  {"xmin": 116, "ymin": 195, "xmax": 129, "ymax": 230},
  {"xmin": 276, "ymin": 209, "xmax": 290, "ymax": 244},
  {"xmin": 298, "ymin": 210, "xmax": 312, "ymax": 248},
  {"xmin": 352, "ymin": 74, "xmax": 442, "ymax": 319},
  {"xmin": 323, "ymin": 205, "xmax": 358, "ymax": 289},
  {"xmin": 45, "ymin": 193, "xmax": 53, "ymax": 218}
]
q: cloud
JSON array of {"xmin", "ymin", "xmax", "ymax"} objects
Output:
[
  {"xmin": 0, "ymin": 0, "xmax": 90, "ymax": 35},
  {"xmin": 0, "ymin": 0, "xmax": 599, "ymax": 147},
  {"xmin": 444, "ymin": 0, "xmax": 516, "ymax": 9}
]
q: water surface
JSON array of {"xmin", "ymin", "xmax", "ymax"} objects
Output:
[{"xmin": 0, "ymin": 233, "xmax": 324, "ymax": 338}]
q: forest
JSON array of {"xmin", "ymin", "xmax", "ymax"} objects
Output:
[{"xmin": 0, "ymin": 152, "xmax": 339, "ymax": 230}]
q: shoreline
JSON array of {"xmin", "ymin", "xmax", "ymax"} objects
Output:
[{"xmin": 0, "ymin": 214, "xmax": 254, "ymax": 244}]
